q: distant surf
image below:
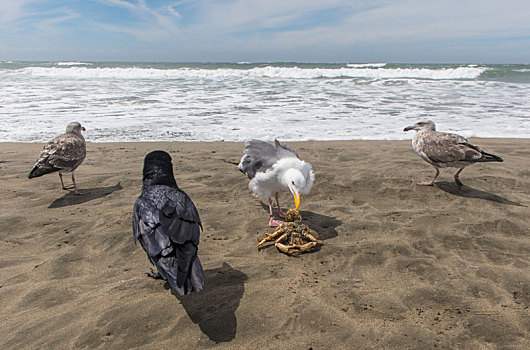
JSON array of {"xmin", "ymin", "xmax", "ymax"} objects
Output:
[{"xmin": 0, "ymin": 62, "xmax": 529, "ymax": 142}]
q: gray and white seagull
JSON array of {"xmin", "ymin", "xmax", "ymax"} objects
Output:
[
  {"xmin": 238, "ymin": 139, "xmax": 315, "ymax": 227},
  {"xmin": 28, "ymin": 122, "xmax": 86, "ymax": 195},
  {"xmin": 404, "ymin": 120, "xmax": 503, "ymax": 187}
]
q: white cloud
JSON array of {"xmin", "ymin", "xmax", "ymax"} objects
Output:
[
  {"xmin": 1, "ymin": 0, "xmax": 529, "ymax": 62},
  {"xmin": 181, "ymin": 0, "xmax": 530, "ymax": 54},
  {"xmin": 166, "ymin": 5, "xmax": 181, "ymax": 18},
  {"xmin": 194, "ymin": 0, "xmax": 353, "ymax": 31},
  {"xmin": 35, "ymin": 8, "xmax": 80, "ymax": 30},
  {"xmin": 97, "ymin": 0, "xmax": 138, "ymax": 11},
  {"xmin": 95, "ymin": 0, "xmax": 181, "ymax": 41},
  {"xmin": 0, "ymin": 0, "xmax": 36, "ymax": 27}
]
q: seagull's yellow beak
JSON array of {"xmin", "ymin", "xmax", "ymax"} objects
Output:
[{"xmin": 294, "ymin": 192, "xmax": 301, "ymax": 210}]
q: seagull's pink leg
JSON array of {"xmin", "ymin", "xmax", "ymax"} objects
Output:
[
  {"xmin": 418, "ymin": 167, "xmax": 439, "ymax": 186},
  {"xmin": 275, "ymin": 192, "xmax": 285, "ymax": 217},
  {"xmin": 268, "ymin": 217, "xmax": 283, "ymax": 227},
  {"xmin": 71, "ymin": 173, "xmax": 86, "ymax": 195},
  {"xmin": 59, "ymin": 173, "xmax": 74, "ymax": 190},
  {"xmin": 454, "ymin": 167, "xmax": 465, "ymax": 188},
  {"xmin": 268, "ymin": 197, "xmax": 283, "ymax": 227}
]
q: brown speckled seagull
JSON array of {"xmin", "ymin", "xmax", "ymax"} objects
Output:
[
  {"xmin": 28, "ymin": 122, "xmax": 87, "ymax": 195},
  {"xmin": 404, "ymin": 120, "xmax": 503, "ymax": 188}
]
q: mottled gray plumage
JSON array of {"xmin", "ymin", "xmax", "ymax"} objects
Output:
[
  {"xmin": 404, "ymin": 120, "xmax": 503, "ymax": 187},
  {"xmin": 238, "ymin": 139, "xmax": 299, "ymax": 179},
  {"xmin": 28, "ymin": 122, "xmax": 86, "ymax": 195},
  {"xmin": 133, "ymin": 151, "xmax": 204, "ymax": 295},
  {"xmin": 29, "ymin": 122, "xmax": 86, "ymax": 178}
]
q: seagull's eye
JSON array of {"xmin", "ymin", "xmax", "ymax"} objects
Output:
[{"xmin": 291, "ymin": 181, "xmax": 295, "ymax": 185}]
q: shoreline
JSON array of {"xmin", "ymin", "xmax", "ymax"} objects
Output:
[
  {"xmin": 1, "ymin": 139, "xmax": 529, "ymax": 348},
  {"xmin": 1, "ymin": 137, "xmax": 529, "ymax": 144}
]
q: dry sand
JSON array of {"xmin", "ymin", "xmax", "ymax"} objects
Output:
[{"xmin": 0, "ymin": 139, "xmax": 529, "ymax": 349}]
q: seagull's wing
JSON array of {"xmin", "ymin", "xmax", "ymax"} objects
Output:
[
  {"xmin": 133, "ymin": 186, "xmax": 204, "ymax": 295},
  {"xmin": 274, "ymin": 139, "xmax": 300, "ymax": 159},
  {"xmin": 28, "ymin": 133, "xmax": 86, "ymax": 178},
  {"xmin": 239, "ymin": 139, "xmax": 298, "ymax": 179},
  {"xmin": 421, "ymin": 131, "xmax": 483, "ymax": 164}
]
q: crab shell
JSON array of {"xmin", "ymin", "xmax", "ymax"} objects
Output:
[{"xmin": 257, "ymin": 221, "xmax": 319, "ymax": 254}]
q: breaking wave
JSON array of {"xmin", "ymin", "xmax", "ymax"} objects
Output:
[{"xmin": 17, "ymin": 65, "xmax": 487, "ymax": 80}]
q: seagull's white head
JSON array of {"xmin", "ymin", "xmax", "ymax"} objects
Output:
[
  {"xmin": 403, "ymin": 120, "xmax": 436, "ymax": 132},
  {"xmin": 283, "ymin": 168, "xmax": 306, "ymax": 210}
]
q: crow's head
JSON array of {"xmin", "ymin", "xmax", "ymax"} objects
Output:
[{"xmin": 142, "ymin": 150, "xmax": 178, "ymax": 187}]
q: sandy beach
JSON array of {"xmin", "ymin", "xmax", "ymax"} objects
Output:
[{"xmin": 0, "ymin": 139, "xmax": 528, "ymax": 349}]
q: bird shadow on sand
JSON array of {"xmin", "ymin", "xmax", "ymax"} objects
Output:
[
  {"xmin": 171, "ymin": 262, "xmax": 248, "ymax": 343},
  {"xmin": 299, "ymin": 210, "xmax": 342, "ymax": 240},
  {"xmin": 435, "ymin": 181, "xmax": 525, "ymax": 207},
  {"xmin": 258, "ymin": 204, "xmax": 341, "ymax": 240},
  {"xmin": 48, "ymin": 182, "xmax": 123, "ymax": 208}
]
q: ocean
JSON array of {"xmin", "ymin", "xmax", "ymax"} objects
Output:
[{"xmin": 1, "ymin": 61, "xmax": 529, "ymax": 142}]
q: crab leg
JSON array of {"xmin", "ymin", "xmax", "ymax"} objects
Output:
[
  {"xmin": 275, "ymin": 233, "xmax": 288, "ymax": 244},
  {"xmin": 296, "ymin": 241, "xmax": 317, "ymax": 252},
  {"xmin": 276, "ymin": 231, "xmax": 318, "ymax": 254},
  {"xmin": 304, "ymin": 233, "xmax": 318, "ymax": 242},
  {"xmin": 257, "ymin": 232, "xmax": 282, "ymax": 247},
  {"xmin": 276, "ymin": 242, "xmax": 297, "ymax": 254}
]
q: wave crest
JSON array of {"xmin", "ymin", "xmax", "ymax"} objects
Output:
[{"xmin": 18, "ymin": 65, "xmax": 487, "ymax": 80}]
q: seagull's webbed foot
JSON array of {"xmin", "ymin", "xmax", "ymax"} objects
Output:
[
  {"xmin": 269, "ymin": 217, "xmax": 284, "ymax": 227},
  {"xmin": 417, "ymin": 180, "xmax": 435, "ymax": 186},
  {"xmin": 146, "ymin": 268, "xmax": 164, "ymax": 280},
  {"xmin": 62, "ymin": 185, "xmax": 75, "ymax": 190},
  {"xmin": 417, "ymin": 168, "xmax": 439, "ymax": 186}
]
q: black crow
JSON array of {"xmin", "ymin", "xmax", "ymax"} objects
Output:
[{"xmin": 133, "ymin": 150, "xmax": 204, "ymax": 295}]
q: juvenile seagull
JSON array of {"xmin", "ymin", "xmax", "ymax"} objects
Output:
[
  {"xmin": 133, "ymin": 151, "xmax": 204, "ymax": 295},
  {"xmin": 404, "ymin": 120, "xmax": 503, "ymax": 187},
  {"xmin": 28, "ymin": 122, "xmax": 86, "ymax": 195},
  {"xmin": 239, "ymin": 139, "xmax": 315, "ymax": 227}
]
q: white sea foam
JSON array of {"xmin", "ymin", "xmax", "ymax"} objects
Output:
[
  {"xmin": 347, "ymin": 63, "xmax": 387, "ymax": 68},
  {"xmin": 18, "ymin": 65, "xmax": 487, "ymax": 80},
  {"xmin": 56, "ymin": 61, "xmax": 93, "ymax": 66},
  {"xmin": 1, "ymin": 63, "xmax": 528, "ymax": 142}
]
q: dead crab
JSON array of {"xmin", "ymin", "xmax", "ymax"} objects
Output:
[{"xmin": 257, "ymin": 209, "xmax": 318, "ymax": 255}]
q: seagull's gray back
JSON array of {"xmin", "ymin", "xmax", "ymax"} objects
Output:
[
  {"xmin": 413, "ymin": 130, "xmax": 500, "ymax": 167},
  {"xmin": 239, "ymin": 139, "xmax": 299, "ymax": 179},
  {"xmin": 28, "ymin": 131, "xmax": 86, "ymax": 178}
]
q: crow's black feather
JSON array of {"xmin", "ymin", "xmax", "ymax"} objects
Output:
[{"xmin": 133, "ymin": 150, "xmax": 204, "ymax": 295}]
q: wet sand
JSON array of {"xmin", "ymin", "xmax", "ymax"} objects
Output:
[{"xmin": 0, "ymin": 139, "xmax": 528, "ymax": 349}]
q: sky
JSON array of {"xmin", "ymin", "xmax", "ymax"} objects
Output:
[{"xmin": 0, "ymin": 0, "xmax": 529, "ymax": 63}]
